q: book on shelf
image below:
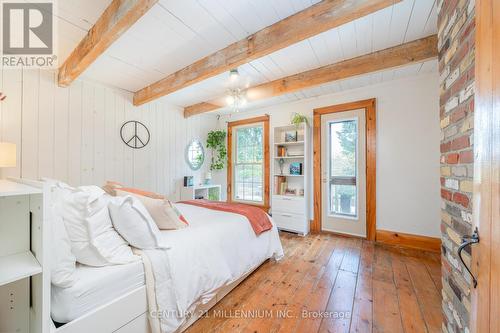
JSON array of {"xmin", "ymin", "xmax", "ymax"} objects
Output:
[
  {"xmin": 277, "ymin": 146, "xmax": 286, "ymax": 157},
  {"xmin": 280, "ymin": 182, "xmax": 287, "ymax": 195},
  {"xmin": 289, "ymin": 162, "xmax": 303, "ymax": 175},
  {"xmin": 274, "ymin": 176, "xmax": 287, "ymax": 195}
]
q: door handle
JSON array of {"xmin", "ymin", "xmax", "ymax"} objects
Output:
[{"xmin": 458, "ymin": 227, "xmax": 479, "ymax": 288}]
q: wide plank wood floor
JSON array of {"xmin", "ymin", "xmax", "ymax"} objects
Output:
[{"xmin": 185, "ymin": 232, "xmax": 442, "ymax": 333}]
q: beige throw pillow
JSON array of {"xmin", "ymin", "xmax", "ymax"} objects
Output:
[{"xmin": 115, "ymin": 190, "xmax": 188, "ymax": 230}]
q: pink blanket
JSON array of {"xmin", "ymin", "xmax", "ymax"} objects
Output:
[{"xmin": 178, "ymin": 200, "xmax": 273, "ymax": 235}]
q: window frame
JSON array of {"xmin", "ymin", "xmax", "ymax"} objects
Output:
[{"xmin": 227, "ymin": 115, "xmax": 270, "ymax": 210}]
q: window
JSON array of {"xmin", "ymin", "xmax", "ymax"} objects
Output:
[
  {"xmin": 228, "ymin": 116, "xmax": 269, "ymax": 208},
  {"xmin": 234, "ymin": 125, "xmax": 263, "ymax": 202},
  {"xmin": 329, "ymin": 119, "xmax": 358, "ymax": 217}
]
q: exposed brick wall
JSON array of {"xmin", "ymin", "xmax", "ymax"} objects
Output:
[{"xmin": 437, "ymin": 0, "xmax": 475, "ymax": 332}]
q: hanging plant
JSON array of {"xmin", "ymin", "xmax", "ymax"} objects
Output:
[
  {"xmin": 291, "ymin": 112, "xmax": 309, "ymax": 127},
  {"xmin": 206, "ymin": 130, "xmax": 227, "ymax": 171}
]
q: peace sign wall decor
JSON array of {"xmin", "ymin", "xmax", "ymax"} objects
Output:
[{"xmin": 120, "ymin": 121, "xmax": 150, "ymax": 149}]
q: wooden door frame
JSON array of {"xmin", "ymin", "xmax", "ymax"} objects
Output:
[
  {"xmin": 312, "ymin": 98, "xmax": 376, "ymax": 240},
  {"xmin": 471, "ymin": 0, "xmax": 499, "ymax": 331},
  {"xmin": 227, "ymin": 115, "xmax": 270, "ymax": 211}
]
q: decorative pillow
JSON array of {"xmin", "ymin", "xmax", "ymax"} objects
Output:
[
  {"xmin": 102, "ymin": 181, "xmax": 124, "ymax": 196},
  {"xmin": 50, "ymin": 213, "xmax": 77, "ymax": 288},
  {"xmin": 103, "ymin": 181, "xmax": 165, "ymax": 199},
  {"xmin": 172, "ymin": 204, "xmax": 189, "ymax": 226},
  {"xmin": 116, "ymin": 190, "xmax": 188, "ymax": 230},
  {"xmin": 108, "ymin": 196, "xmax": 168, "ymax": 249},
  {"xmin": 55, "ymin": 183, "xmax": 139, "ymax": 266},
  {"xmin": 120, "ymin": 187, "xmax": 165, "ymax": 199}
]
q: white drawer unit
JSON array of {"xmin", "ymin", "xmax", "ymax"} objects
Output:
[
  {"xmin": 272, "ymin": 196, "xmax": 305, "ymax": 215},
  {"xmin": 272, "ymin": 211, "xmax": 308, "ymax": 235},
  {"xmin": 113, "ymin": 313, "xmax": 149, "ymax": 333}
]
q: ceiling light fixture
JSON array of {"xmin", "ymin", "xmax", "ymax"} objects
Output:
[
  {"xmin": 226, "ymin": 69, "xmax": 246, "ymax": 112},
  {"xmin": 226, "ymin": 88, "xmax": 247, "ymax": 112},
  {"xmin": 229, "ymin": 68, "xmax": 240, "ymax": 81}
]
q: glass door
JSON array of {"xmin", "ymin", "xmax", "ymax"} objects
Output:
[{"xmin": 321, "ymin": 109, "xmax": 366, "ymax": 237}]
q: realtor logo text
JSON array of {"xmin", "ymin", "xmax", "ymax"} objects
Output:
[{"xmin": 1, "ymin": 1, "xmax": 57, "ymax": 68}]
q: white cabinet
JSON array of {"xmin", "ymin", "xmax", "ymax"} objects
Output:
[
  {"xmin": 0, "ymin": 179, "xmax": 49, "ymax": 333},
  {"xmin": 180, "ymin": 184, "xmax": 222, "ymax": 201},
  {"xmin": 273, "ymin": 211, "xmax": 307, "ymax": 233},
  {"xmin": 272, "ymin": 196, "xmax": 305, "ymax": 215},
  {"xmin": 272, "ymin": 124, "xmax": 311, "ymax": 235}
]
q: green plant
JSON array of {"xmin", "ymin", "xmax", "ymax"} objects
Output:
[
  {"xmin": 291, "ymin": 113, "xmax": 309, "ymax": 127},
  {"xmin": 206, "ymin": 130, "xmax": 227, "ymax": 171}
]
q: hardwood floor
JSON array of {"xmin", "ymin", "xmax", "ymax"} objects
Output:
[{"xmin": 185, "ymin": 232, "xmax": 442, "ymax": 333}]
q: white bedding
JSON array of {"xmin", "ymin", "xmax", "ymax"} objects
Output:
[
  {"xmin": 51, "ymin": 261, "xmax": 145, "ymax": 323},
  {"xmin": 140, "ymin": 203, "xmax": 284, "ymax": 333}
]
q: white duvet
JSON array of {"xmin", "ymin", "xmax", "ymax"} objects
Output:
[{"xmin": 136, "ymin": 203, "xmax": 284, "ymax": 333}]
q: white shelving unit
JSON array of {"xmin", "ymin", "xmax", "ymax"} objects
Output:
[
  {"xmin": 273, "ymin": 156, "xmax": 305, "ymax": 159},
  {"xmin": 0, "ymin": 252, "xmax": 42, "ymax": 287},
  {"xmin": 274, "ymin": 141, "xmax": 305, "ymax": 145},
  {"xmin": 180, "ymin": 184, "xmax": 222, "ymax": 201},
  {"xmin": 0, "ymin": 179, "xmax": 49, "ymax": 333},
  {"xmin": 272, "ymin": 123, "xmax": 311, "ymax": 235}
]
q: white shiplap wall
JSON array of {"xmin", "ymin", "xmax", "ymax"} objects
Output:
[
  {"xmin": 214, "ymin": 73, "xmax": 441, "ymax": 237},
  {"xmin": 0, "ymin": 69, "xmax": 217, "ymax": 200}
]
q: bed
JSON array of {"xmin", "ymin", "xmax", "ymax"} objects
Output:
[
  {"xmin": 50, "ymin": 200, "xmax": 284, "ymax": 333},
  {"xmin": 51, "ymin": 261, "xmax": 145, "ymax": 323}
]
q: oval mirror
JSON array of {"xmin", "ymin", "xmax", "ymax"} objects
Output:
[{"xmin": 185, "ymin": 139, "xmax": 205, "ymax": 171}]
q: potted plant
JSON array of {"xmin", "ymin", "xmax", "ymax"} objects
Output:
[
  {"xmin": 206, "ymin": 130, "xmax": 227, "ymax": 171},
  {"xmin": 338, "ymin": 185, "xmax": 356, "ymax": 214},
  {"xmin": 290, "ymin": 112, "xmax": 309, "ymax": 128},
  {"xmin": 340, "ymin": 193, "xmax": 352, "ymax": 213}
]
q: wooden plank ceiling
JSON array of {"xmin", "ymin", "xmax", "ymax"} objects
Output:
[
  {"xmin": 55, "ymin": 0, "xmax": 438, "ymax": 113},
  {"xmin": 58, "ymin": 0, "xmax": 159, "ymax": 87},
  {"xmin": 184, "ymin": 35, "xmax": 438, "ymax": 117},
  {"xmin": 132, "ymin": 0, "xmax": 400, "ymax": 106}
]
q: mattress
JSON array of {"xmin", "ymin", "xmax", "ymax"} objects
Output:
[{"xmin": 51, "ymin": 260, "xmax": 145, "ymax": 323}]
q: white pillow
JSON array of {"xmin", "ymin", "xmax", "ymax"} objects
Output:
[
  {"xmin": 108, "ymin": 196, "xmax": 168, "ymax": 250},
  {"xmin": 55, "ymin": 183, "xmax": 139, "ymax": 266},
  {"xmin": 50, "ymin": 213, "xmax": 76, "ymax": 288},
  {"xmin": 45, "ymin": 178, "xmax": 77, "ymax": 287}
]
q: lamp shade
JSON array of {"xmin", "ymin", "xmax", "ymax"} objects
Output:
[{"xmin": 0, "ymin": 142, "xmax": 16, "ymax": 167}]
